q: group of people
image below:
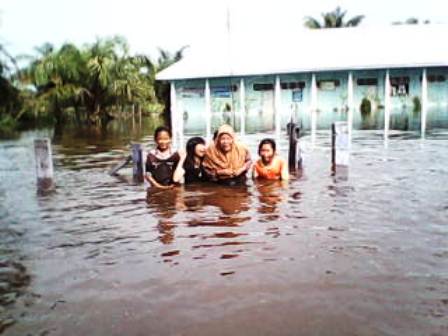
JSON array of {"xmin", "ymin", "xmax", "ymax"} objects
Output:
[{"xmin": 145, "ymin": 124, "xmax": 288, "ymax": 190}]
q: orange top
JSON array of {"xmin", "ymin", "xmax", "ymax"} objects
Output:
[{"xmin": 254, "ymin": 156, "xmax": 284, "ymax": 180}]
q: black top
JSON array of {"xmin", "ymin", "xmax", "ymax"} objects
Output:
[
  {"xmin": 146, "ymin": 152, "xmax": 180, "ymax": 186},
  {"xmin": 183, "ymin": 161, "xmax": 207, "ymax": 184}
]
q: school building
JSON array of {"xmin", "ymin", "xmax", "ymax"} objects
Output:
[{"xmin": 156, "ymin": 24, "xmax": 448, "ymax": 143}]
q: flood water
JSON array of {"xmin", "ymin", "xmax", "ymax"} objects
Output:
[{"xmin": 1, "ymin": 119, "xmax": 448, "ymax": 336}]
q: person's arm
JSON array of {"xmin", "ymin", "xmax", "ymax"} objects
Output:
[
  {"xmin": 145, "ymin": 173, "xmax": 173, "ymax": 189},
  {"xmin": 172, "ymin": 150, "xmax": 186, "ymax": 183},
  {"xmin": 234, "ymin": 150, "xmax": 252, "ymax": 176},
  {"xmin": 280, "ymin": 158, "xmax": 289, "ymax": 181},
  {"xmin": 252, "ymin": 164, "xmax": 259, "ymax": 179}
]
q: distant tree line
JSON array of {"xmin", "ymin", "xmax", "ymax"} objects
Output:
[{"xmin": 0, "ymin": 35, "xmax": 185, "ymax": 136}]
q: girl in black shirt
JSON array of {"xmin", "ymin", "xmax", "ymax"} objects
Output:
[{"xmin": 173, "ymin": 137, "xmax": 207, "ymax": 184}]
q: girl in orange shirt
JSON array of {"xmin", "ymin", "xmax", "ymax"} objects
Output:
[{"xmin": 253, "ymin": 138, "xmax": 288, "ymax": 180}]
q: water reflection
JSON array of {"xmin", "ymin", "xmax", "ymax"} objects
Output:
[{"xmin": 1, "ymin": 122, "xmax": 448, "ymax": 335}]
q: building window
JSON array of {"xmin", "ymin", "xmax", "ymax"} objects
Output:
[
  {"xmin": 427, "ymin": 75, "xmax": 446, "ymax": 82},
  {"xmin": 390, "ymin": 77, "xmax": 410, "ymax": 97},
  {"xmin": 211, "ymin": 85, "xmax": 238, "ymax": 98},
  {"xmin": 181, "ymin": 87, "xmax": 204, "ymax": 98},
  {"xmin": 281, "ymin": 81, "xmax": 306, "ymax": 90},
  {"xmin": 253, "ymin": 83, "xmax": 274, "ymax": 91},
  {"xmin": 318, "ymin": 80, "xmax": 340, "ymax": 91},
  {"xmin": 357, "ymin": 78, "xmax": 378, "ymax": 86}
]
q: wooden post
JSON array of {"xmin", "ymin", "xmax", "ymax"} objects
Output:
[
  {"xmin": 34, "ymin": 138, "xmax": 54, "ymax": 192},
  {"xmin": 288, "ymin": 123, "xmax": 302, "ymax": 172},
  {"xmin": 132, "ymin": 143, "xmax": 144, "ymax": 182},
  {"xmin": 331, "ymin": 121, "xmax": 350, "ymax": 169}
]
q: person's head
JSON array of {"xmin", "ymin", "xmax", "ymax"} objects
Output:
[
  {"xmin": 258, "ymin": 138, "xmax": 276, "ymax": 164},
  {"xmin": 154, "ymin": 126, "xmax": 172, "ymax": 151},
  {"xmin": 216, "ymin": 124, "xmax": 235, "ymax": 153},
  {"xmin": 186, "ymin": 137, "xmax": 206, "ymax": 160}
]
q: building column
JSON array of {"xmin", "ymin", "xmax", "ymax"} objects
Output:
[
  {"xmin": 384, "ymin": 70, "xmax": 391, "ymax": 145},
  {"xmin": 170, "ymin": 82, "xmax": 178, "ymax": 148},
  {"xmin": 205, "ymin": 79, "xmax": 211, "ymax": 141},
  {"xmin": 347, "ymin": 71, "xmax": 354, "ymax": 146},
  {"xmin": 274, "ymin": 75, "xmax": 282, "ymax": 139},
  {"xmin": 310, "ymin": 73, "xmax": 318, "ymax": 145},
  {"xmin": 239, "ymin": 78, "xmax": 246, "ymax": 136},
  {"xmin": 421, "ymin": 68, "xmax": 428, "ymax": 138}
]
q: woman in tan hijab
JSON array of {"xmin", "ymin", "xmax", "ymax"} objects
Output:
[{"xmin": 203, "ymin": 124, "xmax": 252, "ymax": 185}]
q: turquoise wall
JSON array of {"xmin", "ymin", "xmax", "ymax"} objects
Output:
[{"xmin": 174, "ymin": 67, "xmax": 448, "ymax": 135}]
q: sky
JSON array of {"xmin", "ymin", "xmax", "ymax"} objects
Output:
[{"xmin": 0, "ymin": 0, "xmax": 447, "ymax": 60}]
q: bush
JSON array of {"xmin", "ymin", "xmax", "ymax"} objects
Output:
[
  {"xmin": 413, "ymin": 96, "xmax": 421, "ymax": 112},
  {"xmin": 360, "ymin": 98, "xmax": 372, "ymax": 115},
  {"xmin": 0, "ymin": 115, "xmax": 18, "ymax": 139}
]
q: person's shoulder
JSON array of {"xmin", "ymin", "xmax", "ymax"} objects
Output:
[{"xmin": 275, "ymin": 156, "xmax": 286, "ymax": 166}]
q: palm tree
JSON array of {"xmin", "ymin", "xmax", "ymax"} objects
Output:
[{"xmin": 304, "ymin": 7, "xmax": 365, "ymax": 29}]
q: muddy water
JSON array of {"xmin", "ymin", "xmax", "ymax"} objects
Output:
[{"xmin": 1, "ymin": 121, "xmax": 448, "ymax": 336}]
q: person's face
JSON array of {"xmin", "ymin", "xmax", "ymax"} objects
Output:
[
  {"xmin": 194, "ymin": 143, "xmax": 206, "ymax": 158},
  {"xmin": 260, "ymin": 144, "xmax": 275, "ymax": 163},
  {"xmin": 218, "ymin": 134, "xmax": 233, "ymax": 153},
  {"xmin": 156, "ymin": 131, "xmax": 171, "ymax": 151}
]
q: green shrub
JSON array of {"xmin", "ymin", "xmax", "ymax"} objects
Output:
[
  {"xmin": 360, "ymin": 98, "xmax": 372, "ymax": 115},
  {"xmin": 412, "ymin": 96, "xmax": 421, "ymax": 112}
]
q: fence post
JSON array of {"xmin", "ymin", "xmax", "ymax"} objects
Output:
[
  {"xmin": 331, "ymin": 121, "xmax": 350, "ymax": 169},
  {"xmin": 34, "ymin": 138, "xmax": 54, "ymax": 192},
  {"xmin": 132, "ymin": 143, "xmax": 144, "ymax": 182}
]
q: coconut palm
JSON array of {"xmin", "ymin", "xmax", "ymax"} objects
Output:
[{"xmin": 304, "ymin": 7, "xmax": 365, "ymax": 29}]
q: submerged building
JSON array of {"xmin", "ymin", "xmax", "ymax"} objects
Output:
[{"xmin": 156, "ymin": 24, "xmax": 448, "ymax": 143}]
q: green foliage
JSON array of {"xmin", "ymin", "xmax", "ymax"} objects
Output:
[
  {"xmin": 304, "ymin": 7, "xmax": 365, "ymax": 29},
  {"xmin": 412, "ymin": 96, "xmax": 422, "ymax": 112},
  {"xmin": 360, "ymin": 98, "xmax": 372, "ymax": 115},
  {"xmin": 17, "ymin": 36, "xmax": 184, "ymax": 125}
]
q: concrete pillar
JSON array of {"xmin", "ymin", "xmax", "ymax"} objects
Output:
[
  {"xmin": 384, "ymin": 70, "xmax": 391, "ymax": 144},
  {"xmin": 310, "ymin": 73, "xmax": 318, "ymax": 145},
  {"xmin": 132, "ymin": 143, "xmax": 144, "ymax": 182},
  {"xmin": 205, "ymin": 79, "xmax": 212, "ymax": 141},
  {"xmin": 239, "ymin": 78, "xmax": 246, "ymax": 137},
  {"xmin": 347, "ymin": 71, "xmax": 354, "ymax": 145},
  {"xmin": 421, "ymin": 68, "xmax": 428, "ymax": 138},
  {"xmin": 331, "ymin": 121, "xmax": 350, "ymax": 168},
  {"xmin": 178, "ymin": 99, "xmax": 184, "ymax": 149},
  {"xmin": 170, "ymin": 82, "xmax": 178, "ymax": 148},
  {"xmin": 34, "ymin": 138, "xmax": 54, "ymax": 192},
  {"xmin": 274, "ymin": 75, "xmax": 282, "ymax": 139}
]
